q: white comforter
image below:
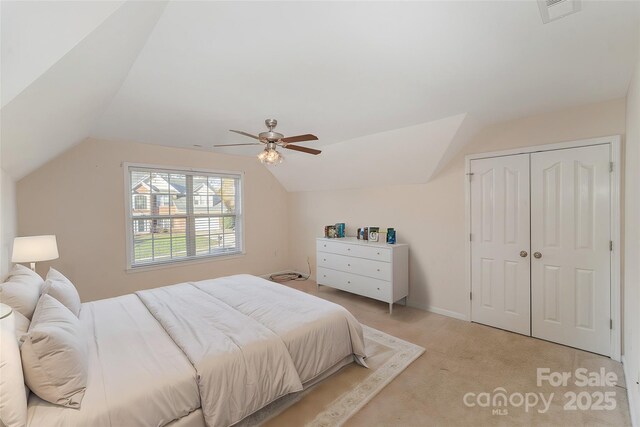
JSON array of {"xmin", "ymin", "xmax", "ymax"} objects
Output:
[
  {"xmin": 193, "ymin": 274, "xmax": 367, "ymax": 383},
  {"xmin": 26, "ymin": 275, "xmax": 367, "ymax": 427},
  {"xmin": 27, "ymin": 294, "xmax": 201, "ymax": 427},
  {"xmin": 136, "ymin": 282, "xmax": 304, "ymax": 427}
]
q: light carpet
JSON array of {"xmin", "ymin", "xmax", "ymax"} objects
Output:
[{"xmin": 241, "ymin": 325, "xmax": 425, "ymax": 426}]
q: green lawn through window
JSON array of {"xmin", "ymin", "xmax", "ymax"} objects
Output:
[{"xmin": 133, "ymin": 231, "xmax": 236, "ymax": 263}]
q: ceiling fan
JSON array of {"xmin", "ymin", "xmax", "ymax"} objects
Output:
[{"xmin": 214, "ymin": 119, "xmax": 321, "ymax": 165}]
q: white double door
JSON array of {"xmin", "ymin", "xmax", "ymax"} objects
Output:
[{"xmin": 470, "ymin": 145, "xmax": 611, "ymax": 355}]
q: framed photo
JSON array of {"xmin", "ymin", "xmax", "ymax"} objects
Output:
[{"xmin": 368, "ymin": 227, "xmax": 380, "ymax": 242}]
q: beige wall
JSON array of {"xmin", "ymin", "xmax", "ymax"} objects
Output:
[
  {"xmin": 16, "ymin": 138, "xmax": 290, "ymax": 301},
  {"xmin": 624, "ymin": 40, "xmax": 640, "ymax": 423},
  {"xmin": 0, "ymin": 168, "xmax": 17, "ymax": 278},
  {"xmin": 288, "ymin": 98, "xmax": 626, "ymax": 318}
]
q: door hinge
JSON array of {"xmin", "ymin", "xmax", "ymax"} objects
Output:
[
  {"xmin": 470, "ymin": 291, "xmax": 473, "ymax": 301},
  {"xmin": 610, "ymin": 319, "xmax": 613, "ymax": 330},
  {"xmin": 610, "ymin": 241, "xmax": 613, "ymax": 251},
  {"xmin": 470, "ymin": 233, "xmax": 472, "ymax": 242},
  {"xmin": 610, "ymin": 162, "xmax": 614, "ymax": 173},
  {"xmin": 466, "ymin": 172, "xmax": 474, "ymax": 181}
]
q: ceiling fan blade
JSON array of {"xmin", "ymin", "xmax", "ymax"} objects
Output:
[
  {"xmin": 229, "ymin": 130, "xmax": 260, "ymax": 140},
  {"xmin": 213, "ymin": 143, "xmax": 262, "ymax": 147},
  {"xmin": 281, "ymin": 134, "xmax": 318, "ymax": 144},
  {"xmin": 283, "ymin": 144, "xmax": 321, "ymax": 155}
]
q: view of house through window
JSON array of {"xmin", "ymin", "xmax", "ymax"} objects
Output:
[{"xmin": 127, "ymin": 166, "xmax": 242, "ymax": 267}]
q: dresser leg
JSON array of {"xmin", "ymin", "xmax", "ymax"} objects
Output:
[{"xmin": 389, "ymin": 302, "xmax": 393, "ymax": 315}]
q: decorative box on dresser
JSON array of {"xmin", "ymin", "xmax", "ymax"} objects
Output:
[{"xmin": 316, "ymin": 237, "xmax": 409, "ymax": 314}]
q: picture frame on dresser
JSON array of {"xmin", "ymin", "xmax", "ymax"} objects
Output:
[{"xmin": 316, "ymin": 237, "xmax": 409, "ymax": 314}]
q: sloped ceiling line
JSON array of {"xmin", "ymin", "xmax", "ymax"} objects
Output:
[
  {"xmin": 266, "ymin": 113, "xmax": 473, "ymax": 192},
  {"xmin": 1, "ymin": 1, "xmax": 168, "ymax": 180},
  {"xmin": 1, "ymin": 0, "xmax": 126, "ymax": 108}
]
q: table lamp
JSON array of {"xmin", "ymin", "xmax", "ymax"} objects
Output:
[{"xmin": 11, "ymin": 235, "xmax": 59, "ymax": 271}]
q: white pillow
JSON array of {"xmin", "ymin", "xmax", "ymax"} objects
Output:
[
  {"xmin": 42, "ymin": 269, "xmax": 81, "ymax": 317},
  {"xmin": 0, "ymin": 265, "xmax": 44, "ymax": 319},
  {"xmin": 0, "ymin": 307, "xmax": 28, "ymax": 427},
  {"xmin": 13, "ymin": 311, "xmax": 30, "ymax": 344},
  {"xmin": 20, "ymin": 295, "xmax": 88, "ymax": 408}
]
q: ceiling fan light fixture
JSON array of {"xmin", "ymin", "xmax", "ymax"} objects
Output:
[
  {"xmin": 218, "ymin": 119, "xmax": 321, "ymax": 160},
  {"xmin": 258, "ymin": 148, "xmax": 283, "ymax": 165}
]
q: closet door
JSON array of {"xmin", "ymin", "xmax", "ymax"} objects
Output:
[
  {"xmin": 470, "ymin": 154, "xmax": 531, "ymax": 335},
  {"xmin": 530, "ymin": 145, "xmax": 611, "ymax": 355}
]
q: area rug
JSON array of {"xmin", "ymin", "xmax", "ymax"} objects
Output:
[{"xmin": 240, "ymin": 325, "xmax": 425, "ymax": 427}]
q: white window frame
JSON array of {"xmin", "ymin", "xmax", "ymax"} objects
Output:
[{"xmin": 124, "ymin": 162, "xmax": 245, "ymax": 271}]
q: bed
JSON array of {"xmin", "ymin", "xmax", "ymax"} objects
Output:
[{"xmin": 24, "ymin": 274, "xmax": 367, "ymax": 427}]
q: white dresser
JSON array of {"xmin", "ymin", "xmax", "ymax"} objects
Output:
[{"xmin": 316, "ymin": 237, "xmax": 409, "ymax": 314}]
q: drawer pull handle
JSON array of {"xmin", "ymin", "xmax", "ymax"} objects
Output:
[
  {"xmin": 347, "ymin": 281, "xmax": 351, "ymax": 284},
  {"xmin": 377, "ymin": 252, "xmax": 380, "ymax": 255},
  {"xmin": 323, "ymin": 244, "xmax": 327, "ymax": 247},
  {"xmin": 347, "ymin": 248, "xmax": 351, "ymax": 251},
  {"xmin": 323, "ymin": 275, "xmax": 326, "ymax": 278},
  {"xmin": 377, "ymin": 269, "xmax": 380, "ymax": 272},
  {"xmin": 347, "ymin": 264, "xmax": 351, "ymax": 266},
  {"xmin": 377, "ymin": 287, "xmax": 380, "ymax": 290},
  {"xmin": 323, "ymin": 259, "xmax": 326, "ymax": 261}
]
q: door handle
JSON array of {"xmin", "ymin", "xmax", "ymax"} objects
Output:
[
  {"xmin": 519, "ymin": 250, "xmax": 528, "ymax": 258},
  {"xmin": 533, "ymin": 252, "xmax": 542, "ymax": 259}
]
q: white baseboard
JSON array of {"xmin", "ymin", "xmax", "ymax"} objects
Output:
[
  {"xmin": 406, "ymin": 300, "xmax": 469, "ymax": 321},
  {"xmin": 264, "ymin": 271, "xmax": 469, "ymax": 322},
  {"xmin": 623, "ymin": 355, "xmax": 639, "ymax": 427}
]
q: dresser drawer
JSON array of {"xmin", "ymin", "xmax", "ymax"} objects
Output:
[
  {"xmin": 317, "ymin": 252, "xmax": 391, "ymax": 281},
  {"xmin": 348, "ymin": 245, "xmax": 391, "ymax": 262},
  {"xmin": 317, "ymin": 267, "xmax": 391, "ymax": 302},
  {"xmin": 316, "ymin": 239, "xmax": 351, "ymax": 256},
  {"xmin": 316, "ymin": 240, "xmax": 392, "ymax": 262}
]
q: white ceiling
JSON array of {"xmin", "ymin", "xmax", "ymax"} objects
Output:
[
  {"xmin": 2, "ymin": 1, "xmax": 639, "ymax": 189},
  {"xmin": 269, "ymin": 113, "xmax": 478, "ymax": 191},
  {"xmin": 0, "ymin": 0, "xmax": 124, "ymax": 108},
  {"xmin": 1, "ymin": 1, "xmax": 167, "ymax": 179}
]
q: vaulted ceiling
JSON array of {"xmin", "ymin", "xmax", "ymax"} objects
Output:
[{"xmin": 2, "ymin": 1, "xmax": 638, "ymax": 190}]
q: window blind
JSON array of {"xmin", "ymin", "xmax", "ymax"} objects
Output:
[{"xmin": 127, "ymin": 165, "xmax": 242, "ymax": 267}]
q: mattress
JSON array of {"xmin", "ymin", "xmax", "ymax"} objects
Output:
[{"xmin": 26, "ymin": 294, "xmax": 200, "ymax": 427}]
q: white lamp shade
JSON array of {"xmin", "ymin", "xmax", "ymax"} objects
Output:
[{"xmin": 11, "ymin": 235, "xmax": 59, "ymax": 263}]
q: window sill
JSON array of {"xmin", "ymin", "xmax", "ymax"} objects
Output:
[{"xmin": 125, "ymin": 251, "xmax": 246, "ymax": 274}]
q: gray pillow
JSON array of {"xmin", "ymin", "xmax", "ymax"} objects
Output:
[
  {"xmin": 20, "ymin": 294, "xmax": 88, "ymax": 408},
  {"xmin": 42, "ymin": 268, "xmax": 81, "ymax": 317},
  {"xmin": 0, "ymin": 264, "xmax": 44, "ymax": 319}
]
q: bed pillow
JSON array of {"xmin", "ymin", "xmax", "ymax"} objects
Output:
[
  {"xmin": 14, "ymin": 311, "xmax": 30, "ymax": 343},
  {"xmin": 20, "ymin": 294, "xmax": 88, "ymax": 408},
  {"xmin": 42, "ymin": 269, "xmax": 81, "ymax": 317},
  {"xmin": 0, "ymin": 264, "xmax": 45, "ymax": 320},
  {"xmin": 0, "ymin": 307, "xmax": 28, "ymax": 427}
]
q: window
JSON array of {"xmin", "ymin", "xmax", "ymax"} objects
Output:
[
  {"xmin": 126, "ymin": 165, "xmax": 243, "ymax": 268},
  {"xmin": 134, "ymin": 195, "xmax": 148, "ymax": 210}
]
